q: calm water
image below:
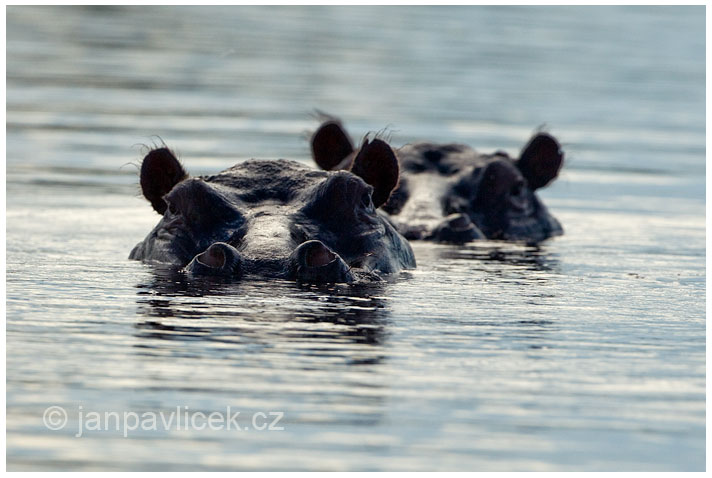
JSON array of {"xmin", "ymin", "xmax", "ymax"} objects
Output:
[{"xmin": 6, "ymin": 6, "xmax": 705, "ymax": 471}]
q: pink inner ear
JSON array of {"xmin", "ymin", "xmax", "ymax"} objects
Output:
[{"xmin": 196, "ymin": 245, "xmax": 226, "ymax": 269}]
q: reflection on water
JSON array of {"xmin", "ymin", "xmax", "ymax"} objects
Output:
[
  {"xmin": 6, "ymin": 5, "xmax": 705, "ymax": 472},
  {"xmin": 134, "ymin": 268, "xmax": 392, "ymax": 351},
  {"xmin": 441, "ymin": 242, "xmax": 560, "ymax": 272}
]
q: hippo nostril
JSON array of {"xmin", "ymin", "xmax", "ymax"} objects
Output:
[
  {"xmin": 510, "ymin": 181, "xmax": 524, "ymax": 197},
  {"xmin": 289, "ymin": 240, "xmax": 355, "ymax": 283},
  {"xmin": 295, "ymin": 240, "xmax": 337, "ymax": 268},
  {"xmin": 432, "ymin": 214, "xmax": 485, "ymax": 243},
  {"xmin": 447, "ymin": 213, "xmax": 473, "ymax": 231},
  {"xmin": 196, "ymin": 244, "xmax": 226, "ymax": 268},
  {"xmin": 304, "ymin": 242, "xmax": 337, "ymax": 267},
  {"xmin": 184, "ymin": 242, "xmax": 242, "ymax": 277}
]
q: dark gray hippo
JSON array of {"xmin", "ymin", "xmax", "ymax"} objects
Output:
[
  {"xmin": 311, "ymin": 119, "xmax": 564, "ymax": 244},
  {"xmin": 130, "ymin": 139, "xmax": 415, "ymax": 283}
]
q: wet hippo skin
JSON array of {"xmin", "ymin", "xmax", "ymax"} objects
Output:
[
  {"xmin": 130, "ymin": 139, "xmax": 416, "ymax": 283},
  {"xmin": 311, "ymin": 118, "xmax": 564, "ymax": 244}
]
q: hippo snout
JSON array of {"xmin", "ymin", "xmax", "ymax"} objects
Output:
[
  {"xmin": 184, "ymin": 240, "xmax": 357, "ymax": 283},
  {"xmin": 288, "ymin": 240, "xmax": 355, "ymax": 283},
  {"xmin": 431, "ymin": 213, "xmax": 485, "ymax": 243},
  {"xmin": 183, "ymin": 242, "xmax": 242, "ymax": 277}
]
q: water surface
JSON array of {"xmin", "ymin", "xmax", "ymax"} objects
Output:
[{"xmin": 6, "ymin": 6, "xmax": 705, "ymax": 471}]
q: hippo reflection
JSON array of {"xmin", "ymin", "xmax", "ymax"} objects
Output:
[
  {"xmin": 134, "ymin": 268, "xmax": 392, "ymax": 348},
  {"xmin": 311, "ymin": 118, "xmax": 564, "ymax": 244},
  {"xmin": 130, "ymin": 139, "xmax": 415, "ymax": 283}
]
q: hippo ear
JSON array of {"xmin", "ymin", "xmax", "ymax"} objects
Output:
[
  {"xmin": 311, "ymin": 120, "xmax": 355, "ymax": 171},
  {"xmin": 516, "ymin": 133, "xmax": 563, "ymax": 190},
  {"xmin": 350, "ymin": 138, "xmax": 399, "ymax": 208},
  {"xmin": 140, "ymin": 148, "xmax": 188, "ymax": 214}
]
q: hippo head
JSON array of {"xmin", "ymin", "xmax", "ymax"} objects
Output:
[
  {"xmin": 311, "ymin": 119, "xmax": 563, "ymax": 244},
  {"xmin": 423, "ymin": 134, "xmax": 564, "ymax": 243},
  {"xmin": 130, "ymin": 140, "xmax": 415, "ymax": 283}
]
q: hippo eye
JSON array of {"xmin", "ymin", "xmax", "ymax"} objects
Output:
[
  {"xmin": 510, "ymin": 182, "xmax": 523, "ymax": 197},
  {"xmin": 361, "ymin": 191, "xmax": 372, "ymax": 209}
]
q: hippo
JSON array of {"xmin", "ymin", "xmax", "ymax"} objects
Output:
[
  {"xmin": 130, "ymin": 139, "xmax": 415, "ymax": 283},
  {"xmin": 310, "ymin": 118, "xmax": 564, "ymax": 244}
]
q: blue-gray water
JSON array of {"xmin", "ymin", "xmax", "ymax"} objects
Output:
[{"xmin": 6, "ymin": 6, "xmax": 705, "ymax": 471}]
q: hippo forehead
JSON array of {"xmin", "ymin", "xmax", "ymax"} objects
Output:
[
  {"xmin": 398, "ymin": 143, "xmax": 511, "ymax": 177},
  {"xmin": 470, "ymin": 156, "xmax": 523, "ymax": 190},
  {"xmin": 204, "ymin": 159, "xmax": 330, "ymax": 204}
]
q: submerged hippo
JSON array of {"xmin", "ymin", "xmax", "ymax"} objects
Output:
[
  {"xmin": 130, "ymin": 139, "xmax": 415, "ymax": 283},
  {"xmin": 311, "ymin": 119, "xmax": 564, "ymax": 244}
]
